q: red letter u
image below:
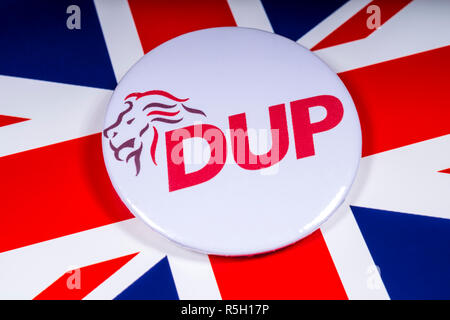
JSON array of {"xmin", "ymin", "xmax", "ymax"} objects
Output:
[{"xmin": 228, "ymin": 104, "xmax": 289, "ymax": 170}]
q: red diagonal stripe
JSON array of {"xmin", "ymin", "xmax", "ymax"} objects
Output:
[
  {"xmin": 128, "ymin": 0, "xmax": 236, "ymax": 54},
  {"xmin": 0, "ymin": 115, "xmax": 29, "ymax": 127},
  {"xmin": 439, "ymin": 168, "xmax": 450, "ymax": 174},
  {"xmin": 312, "ymin": 0, "xmax": 412, "ymax": 51},
  {"xmin": 5, "ymin": 3, "xmax": 447, "ymax": 301},
  {"xmin": 34, "ymin": 252, "xmax": 138, "ymax": 300}
]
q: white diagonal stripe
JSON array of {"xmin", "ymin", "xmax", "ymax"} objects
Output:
[
  {"xmin": 350, "ymin": 135, "xmax": 450, "ymax": 219},
  {"xmin": 322, "ymin": 134, "xmax": 450, "ymax": 299},
  {"xmin": 314, "ymin": 0, "xmax": 450, "ymax": 73}
]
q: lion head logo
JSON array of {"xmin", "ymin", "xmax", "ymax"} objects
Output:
[{"xmin": 103, "ymin": 90, "xmax": 206, "ymax": 175}]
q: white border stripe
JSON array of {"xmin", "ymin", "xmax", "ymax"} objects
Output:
[
  {"xmin": 227, "ymin": 0, "xmax": 273, "ymax": 32},
  {"xmin": 314, "ymin": 0, "xmax": 450, "ymax": 73},
  {"xmin": 168, "ymin": 254, "xmax": 221, "ymax": 300},
  {"xmin": 349, "ymin": 135, "xmax": 450, "ymax": 220},
  {"xmin": 84, "ymin": 251, "xmax": 165, "ymax": 300},
  {"xmin": 0, "ymin": 218, "xmax": 221, "ymax": 300},
  {"xmin": 94, "ymin": 0, "xmax": 144, "ymax": 82},
  {"xmin": 298, "ymin": 0, "xmax": 371, "ymax": 49}
]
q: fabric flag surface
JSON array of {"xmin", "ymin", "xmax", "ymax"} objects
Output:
[{"xmin": 0, "ymin": 0, "xmax": 449, "ymax": 300}]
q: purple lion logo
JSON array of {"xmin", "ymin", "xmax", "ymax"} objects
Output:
[{"xmin": 103, "ymin": 90, "xmax": 206, "ymax": 175}]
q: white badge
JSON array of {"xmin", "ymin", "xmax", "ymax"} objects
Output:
[{"xmin": 103, "ymin": 27, "xmax": 361, "ymax": 256}]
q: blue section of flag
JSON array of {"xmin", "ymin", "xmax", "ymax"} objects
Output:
[
  {"xmin": 261, "ymin": 0, "xmax": 348, "ymax": 42},
  {"xmin": 0, "ymin": 0, "xmax": 116, "ymax": 90},
  {"xmin": 114, "ymin": 256, "xmax": 179, "ymax": 300},
  {"xmin": 351, "ymin": 206, "xmax": 450, "ymax": 300}
]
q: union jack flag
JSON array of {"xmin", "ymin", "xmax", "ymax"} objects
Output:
[{"xmin": 0, "ymin": 0, "xmax": 449, "ymax": 300}]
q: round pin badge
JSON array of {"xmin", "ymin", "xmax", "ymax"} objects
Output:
[{"xmin": 102, "ymin": 27, "xmax": 361, "ymax": 256}]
